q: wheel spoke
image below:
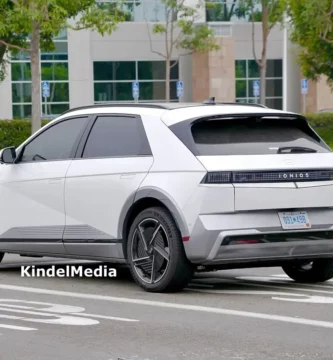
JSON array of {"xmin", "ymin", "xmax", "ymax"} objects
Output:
[
  {"xmin": 133, "ymin": 256, "xmax": 151, "ymax": 266},
  {"xmin": 137, "ymin": 225, "xmax": 148, "ymax": 252},
  {"xmin": 148, "ymin": 223, "xmax": 161, "ymax": 247},
  {"xmin": 154, "ymin": 244, "xmax": 169, "ymax": 261},
  {"xmin": 150, "ymin": 255, "xmax": 156, "ymax": 284}
]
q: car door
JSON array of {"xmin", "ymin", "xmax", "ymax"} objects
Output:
[
  {"xmin": 0, "ymin": 115, "xmax": 91, "ymax": 255},
  {"xmin": 64, "ymin": 114, "xmax": 154, "ymax": 259}
]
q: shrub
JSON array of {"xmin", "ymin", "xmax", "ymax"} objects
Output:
[
  {"xmin": 0, "ymin": 120, "xmax": 49, "ymax": 149},
  {"xmin": 306, "ymin": 113, "xmax": 333, "ymax": 148},
  {"xmin": 0, "ymin": 113, "xmax": 333, "ymax": 150}
]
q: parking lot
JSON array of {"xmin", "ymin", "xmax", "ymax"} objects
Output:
[{"xmin": 0, "ymin": 254, "xmax": 332, "ymax": 360}]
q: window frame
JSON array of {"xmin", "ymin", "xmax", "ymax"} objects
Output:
[
  {"xmin": 74, "ymin": 113, "xmax": 153, "ymax": 160},
  {"xmin": 15, "ymin": 115, "xmax": 93, "ymax": 164}
]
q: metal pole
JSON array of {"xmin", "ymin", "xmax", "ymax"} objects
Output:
[
  {"xmin": 282, "ymin": 14, "xmax": 288, "ymax": 111},
  {"xmin": 44, "ymin": 96, "xmax": 47, "ymax": 115},
  {"xmin": 303, "ymin": 93, "xmax": 306, "ymax": 114}
]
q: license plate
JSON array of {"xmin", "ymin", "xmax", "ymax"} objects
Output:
[{"xmin": 278, "ymin": 211, "xmax": 311, "ymax": 230}]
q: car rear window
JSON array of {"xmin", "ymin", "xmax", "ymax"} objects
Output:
[{"xmin": 190, "ymin": 117, "xmax": 330, "ymax": 156}]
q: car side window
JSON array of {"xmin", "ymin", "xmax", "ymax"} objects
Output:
[
  {"xmin": 20, "ymin": 117, "xmax": 90, "ymax": 163},
  {"xmin": 82, "ymin": 115, "xmax": 152, "ymax": 158}
]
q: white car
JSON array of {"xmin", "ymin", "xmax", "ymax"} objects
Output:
[{"xmin": 1, "ymin": 99, "xmax": 333, "ymax": 292}]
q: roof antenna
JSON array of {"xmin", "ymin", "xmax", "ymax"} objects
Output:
[{"xmin": 203, "ymin": 97, "xmax": 216, "ymax": 105}]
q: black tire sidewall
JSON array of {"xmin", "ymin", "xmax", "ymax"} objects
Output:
[{"xmin": 127, "ymin": 207, "xmax": 191, "ymax": 292}]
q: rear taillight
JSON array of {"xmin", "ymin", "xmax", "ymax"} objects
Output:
[
  {"xmin": 203, "ymin": 172, "xmax": 232, "ymax": 184},
  {"xmin": 202, "ymin": 169, "xmax": 333, "ymax": 184}
]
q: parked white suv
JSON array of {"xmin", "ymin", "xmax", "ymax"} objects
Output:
[{"xmin": 1, "ymin": 99, "xmax": 333, "ymax": 292}]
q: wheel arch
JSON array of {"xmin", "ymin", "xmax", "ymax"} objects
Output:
[{"xmin": 118, "ymin": 187, "xmax": 190, "ymax": 259}]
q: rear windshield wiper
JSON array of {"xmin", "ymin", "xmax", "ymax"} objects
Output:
[{"xmin": 277, "ymin": 146, "xmax": 317, "ymax": 154}]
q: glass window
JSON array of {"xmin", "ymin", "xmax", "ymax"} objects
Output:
[
  {"xmin": 13, "ymin": 105, "xmax": 32, "ymax": 119},
  {"xmin": 235, "ymin": 60, "xmax": 246, "ymax": 78},
  {"xmin": 236, "ymin": 80, "xmax": 247, "ymax": 98},
  {"xmin": 11, "ymin": 63, "xmax": 31, "ymax": 81},
  {"xmin": 20, "ymin": 117, "xmax": 90, "ymax": 162},
  {"xmin": 12, "ymin": 83, "xmax": 32, "ymax": 103},
  {"xmin": 41, "ymin": 63, "xmax": 68, "ymax": 81},
  {"xmin": 266, "ymin": 79, "xmax": 282, "ymax": 97},
  {"xmin": 248, "ymin": 60, "xmax": 259, "ymax": 78},
  {"xmin": 190, "ymin": 117, "xmax": 330, "ymax": 156},
  {"xmin": 140, "ymin": 82, "xmax": 165, "ymax": 100},
  {"xmin": 266, "ymin": 98, "xmax": 283, "ymax": 110},
  {"xmin": 82, "ymin": 116, "xmax": 152, "ymax": 158},
  {"xmin": 40, "ymin": 83, "xmax": 69, "ymax": 102},
  {"xmin": 138, "ymin": 61, "xmax": 178, "ymax": 80},
  {"xmin": 266, "ymin": 59, "xmax": 282, "ymax": 78},
  {"xmin": 247, "ymin": 79, "xmax": 260, "ymax": 98},
  {"xmin": 94, "ymin": 82, "xmax": 133, "ymax": 101},
  {"xmin": 93, "ymin": 61, "xmax": 136, "ymax": 81},
  {"xmin": 41, "ymin": 103, "xmax": 70, "ymax": 116}
]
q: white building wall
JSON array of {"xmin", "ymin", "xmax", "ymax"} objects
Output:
[
  {"xmin": 68, "ymin": 29, "xmax": 94, "ymax": 108},
  {"xmin": 0, "ymin": 63, "xmax": 13, "ymax": 119}
]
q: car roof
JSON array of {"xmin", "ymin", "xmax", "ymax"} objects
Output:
[{"xmin": 56, "ymin": 102, "xmax": 298, "ymax": 127}]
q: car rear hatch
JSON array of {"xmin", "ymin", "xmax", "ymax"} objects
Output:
[{"xmin": 168, "ymin": 111, "xmax": 333, "ymax": 212}]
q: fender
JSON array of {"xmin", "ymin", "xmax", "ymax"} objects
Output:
[{"xmin": 117, "ymin": 186, "xmax": 190, "ymax": 241}]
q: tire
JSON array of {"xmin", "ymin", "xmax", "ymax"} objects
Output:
[
  {"xmin": 282, "ymin": 259, "xmax": 333, "ymax": 283},
  {"xmin": 127, "ymin": 206, "xmax": 194, "ymax": 293},
  {"xmin": 0, "ymin": 253, "xmax": 4, "ymax": 263}
]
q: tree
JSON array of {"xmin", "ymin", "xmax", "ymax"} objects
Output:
[
  {"xmin": 238, "ymin": 0, "xmax": 286, "ymax": 105},
  {"xmin": 0, "ymin": 0, "xmax": 124, "ymax": 134},
  {"xmin": 147, "ymin": 0, "xmax": 219, "ymax": 102},
  {"xmin": 288, "ymin": 0, "xmax": 333, "ymax": 86}
]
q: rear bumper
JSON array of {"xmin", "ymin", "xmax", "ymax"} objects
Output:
[{"xmin": 184, "ymin": 209, "xmax": 333, "ymax": 265}]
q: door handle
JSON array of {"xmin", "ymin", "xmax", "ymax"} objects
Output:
[
  {"xmin": 49, "ymin": 178, "xmax": 62, "ymax": 184},
  {"xmin": 120, "ymin": 174, "xmax": 135, "ymax": 179}
]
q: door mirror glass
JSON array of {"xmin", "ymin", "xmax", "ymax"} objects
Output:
[{"xmin": 0, "ymin": 147, "xmax": 16, "ymax": 164}]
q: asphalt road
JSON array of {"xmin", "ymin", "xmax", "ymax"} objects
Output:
[{"xmin": 1, "ymin": 254, "xmax": 333, "ymax": 360}]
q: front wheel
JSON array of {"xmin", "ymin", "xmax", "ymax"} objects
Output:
[
  {"xmin": 127, "ymin": 206, "xmax": 194, "ymax": 293},
  {"xmin": 282, "ymin": 259, "xmax": 333, "ymax": 283}
]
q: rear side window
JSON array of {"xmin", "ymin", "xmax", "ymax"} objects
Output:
[
  {"xmin": 82, "ymin": 115, "xmax": 152, "ymax": 158},
  {"xmin": 189, "ymin": 117, "xmax": 330, "ymax": 156}
]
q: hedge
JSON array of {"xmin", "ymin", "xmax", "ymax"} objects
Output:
[{"xmin": 0, "ymin": 113, "xmax": 333, "ymax": 150}]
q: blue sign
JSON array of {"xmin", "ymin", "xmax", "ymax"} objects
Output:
[
  {"xmin": 42, "ymin": 81, "xmax": 50, "ymax": 98},
  {"xmin": 176, "ymin": 81, "xmax": 184, "ymax": 98},
  {"xmin": 253, "ymin": 80, "xmax": 260, "ymax": 97},
  {"xmin": 132, "ymin": 82, "xmax": 139, "ymax": 99},
  {"xmin": 301, "ymin": 79, "xmax": 308, "ymax": 95}
]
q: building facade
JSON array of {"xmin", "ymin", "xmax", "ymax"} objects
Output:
[{"xmin": 0, "ymin": 0, "xmax": 332, "ymax": 119}]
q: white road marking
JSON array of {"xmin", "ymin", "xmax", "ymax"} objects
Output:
[
  {"xmin": 237, "ymin": 276, "xmax": 333, "ymax": 295},
  {"xmin": 0, "ymin": 299, "xmax": 138, "ymax": 328},
  {"xmin": 185, "ymin": 289, "xmax": 333, "ymax": 304},
  {"xmin": 1, "ymin": 284, "xmax": 333, "ymax": 329},
  {"xmin": 0, "ymin": 324, "xmax": 37, "ymax": 331},
  {"xmin": 71, "ymin": 313, "xmax": 139, "ymax": 322}
]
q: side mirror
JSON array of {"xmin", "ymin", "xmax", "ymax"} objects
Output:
[{"xmin": 0, "ymin": 147, "xmax": 16, "ymax": 164}]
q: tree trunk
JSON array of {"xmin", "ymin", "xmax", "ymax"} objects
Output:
[
  {"xmin": 165, "ymin": 57, "xmax": 170, "ymax": 102},
  {"xmin": 259, "ymin": 62, "xmax": 266, "ymax": 106},
  {"xmin": 30, "ymin": 20, "xmax": 41, "ymax": 134}
]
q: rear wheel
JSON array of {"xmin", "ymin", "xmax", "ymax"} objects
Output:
[
  {"xmin": 282, "ymin": 259, "xmax": 333, "ymax": 283},
  {"xmin": 127, "ymin": 206, "xmax": 194, "ymax": 292}
]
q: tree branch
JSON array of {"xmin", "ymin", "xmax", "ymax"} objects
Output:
[
  {"xmin": 251, "ymin": 3, "xmax": 261, "ymax": 67},
  {"xmin": 145, "ymin": 21, "xmax": 165, "ymax": 59},
  {"xmin": 0, "ymin": 39, "xmax": 30, "ymax": 52}
]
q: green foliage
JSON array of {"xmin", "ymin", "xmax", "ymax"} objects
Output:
[
  {"xmin": 0, "ymin": 120, "xmax": 49, "ymax": 149},
  {"xmin": 1, "ymin": 113, "xmax": 333, "ymax": 150},
  {"xmin": 0, "ymin": 0, "xmax": 125, "ymax": 80},
  {"xmin": 288, "ymin": 0, "xmax": 333, "ymax": 85},
  {"xmin": 152, "ymin": 0, "xmax": 220, "ymax": 55}
]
